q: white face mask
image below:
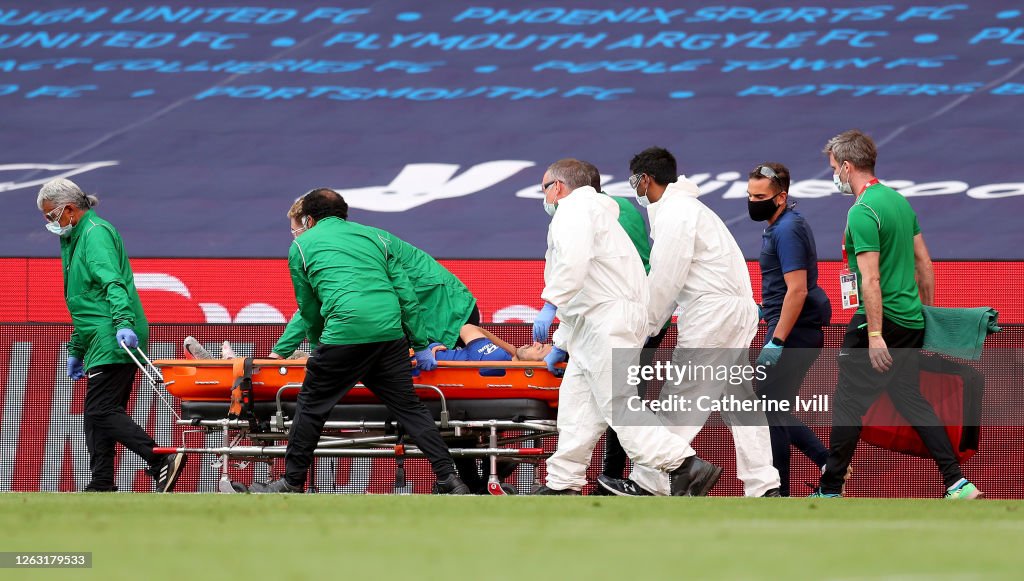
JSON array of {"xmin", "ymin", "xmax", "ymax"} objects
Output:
[
  {"xmin": 833, "ymin": 163, "xmax": 853, "ymax": 195},
  {"xmin": 630, "ymin": 173, "xmax": 652, "ymax": 207},
  {"xmin": 291, "ymin": 216, "xmax": 311, "ymax": 239},
  {"xmin": 44, "ymin": 206, "xmax": 73, "ymax": 237},
  {"xmin": 543, "ymin": 201, "xmax": 557, "ymax": 217}
]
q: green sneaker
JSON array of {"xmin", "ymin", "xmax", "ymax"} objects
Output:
[
  {"xmin": 808, "ymin": 489, "xmax": 841, "ymax": 498},
  {"xmin": 944, "ymin": 480, "xmax": 983, "ymax": 500}
]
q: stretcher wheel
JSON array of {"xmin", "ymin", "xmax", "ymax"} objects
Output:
[
  {"xmin": 487, "ymin": 481, "xmax": 517, "ymax": 495},
  {"xmin": 220, "ymin": 479, "xmax": 248, "ymax": 493}
]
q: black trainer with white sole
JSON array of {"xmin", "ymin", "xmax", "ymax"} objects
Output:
[
  {"xmin": 153, "ymin": 452, "xmax": 188, "ymax": 493},
  {"xmin": 597, "ymin": 475, "xmax": 654, "ymax": 497}
]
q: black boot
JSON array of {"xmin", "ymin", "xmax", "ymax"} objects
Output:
[
  {"xmin": 668, "ymin": 456, "xmax": 722, "ymax": 496},
  {"xmin": 434, "ymin": 474, "xmax": 472, "ymax": 495}
]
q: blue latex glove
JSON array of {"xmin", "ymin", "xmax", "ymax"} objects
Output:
[
  {"xmin": 67, "ymin": 356, "xmax": 84, "ymax": 380},
  {"xmin": 757, "ymin": 341, "xmax": 784, "ymax": 367},
  {"xmin": 427, "ymin": 342, "xmax": 445, "ymax": 351},
  {"xmin": 415, "ymin": 348, "xmax": 438, "ymax": 371},
  {"xmin": 116, "ymin": 328, "xmax": 139, "ymax": 349},
  {"xmin": 532, "ymin": 302, "xmax": 557, "ymax": 343},
  {"xmin": 544, "ymin": 346, "xmax": 568, "ymax": 377}
]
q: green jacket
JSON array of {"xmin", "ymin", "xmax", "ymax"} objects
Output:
[
  {"xmin": 605, "ymin": 193, "xmax": 668, "ymax": 331},
  {"xmin": 274, "ymin": 224, "xmax": 476, "ymax": 355},
  {"xmin": 606, "ymin": 193, "xmax": 652, "ymax": 274},
  {"xmin": 287, "ymin": 217, "xmax": 433, "ymax": 350},
  {"xmin": 61, "ymin": 210, "xmax": 149, "ymax": 370}
]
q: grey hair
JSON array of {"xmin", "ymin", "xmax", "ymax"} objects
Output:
[
  {"xmin": 546, "ymin": 158, "xmax": 592, "ymax": 191},
  {"xmin": 823, "ymin": 129, "xmax": 877, "ymax": 172},
  {"xmin": 36, "ymin": 178, "xmax": 99, "ymax": 211}
]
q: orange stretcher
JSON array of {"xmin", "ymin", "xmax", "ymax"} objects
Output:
[
  {"xmin": 129, "ymin": 353, "xmax": 562, "ymax": 495},
  {"xmin": 157, "ymin": 359, "xmax": 561, "ymax": 405}
]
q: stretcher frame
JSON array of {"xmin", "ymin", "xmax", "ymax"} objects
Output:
[{"xmin": 124, "ymin": 345, "xmax": 560, "ymax": 495}]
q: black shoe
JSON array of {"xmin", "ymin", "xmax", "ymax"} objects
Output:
[
  {"xmin": 248, "ymin": 478, "xmax": 302, "ymax": 493},
  {"xmin": 434, "ymin": 474, "xmax": 472, "ymax": 495},
  {"xmin": 597, "ymin": 475, "xmax": 653, "ymax": 497},
  {"xmin": 153, "ymin": 452, "xmax": 187, "ymax": 493},
  {"xmin": 531, "ymin": 484, "xmax": 580, "ymax": 495},
  {"xmin": 669, "ymin": 456, "xmax": 722, "ymax": 497},
  {"xmin": 81, "ymin": 482, "xmax": 118, "ymax": 492},
  {"xmin": 761, "ymin": 488, "xmax": 782, "ymax": 497}
]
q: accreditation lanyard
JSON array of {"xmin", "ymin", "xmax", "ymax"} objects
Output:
[{"xmin": 839, "ymin": 179, "xmax": 879, "ymax": 309}]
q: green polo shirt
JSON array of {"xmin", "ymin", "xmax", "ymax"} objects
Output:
[{"xmin": 844, "ymin": 182, "xmax": 924, "ymax": 329}]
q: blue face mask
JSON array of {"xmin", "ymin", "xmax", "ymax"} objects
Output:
[
  {"xmin": 543, "ymin": 201, "xmax": 557, "ymax": 216},
  {"xmin": 44, "ymin": 206, "xmax": 73, "ymax": 236}
]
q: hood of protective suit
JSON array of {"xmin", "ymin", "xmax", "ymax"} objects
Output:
[
  {"xmin": 667, "ymin": 176, "xmax": 702, "ymax": 197},
  {"xmin": 647, "ymin": 176, "xmax": 702, "ymax": 240}
]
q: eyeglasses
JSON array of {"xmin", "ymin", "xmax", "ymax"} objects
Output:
[
  {"xmin": 628, "ymin": 173, "xmax": 645, "ymax": 190},
  {"xmin": 44, "ymin": 205, "xmax": 67, "ymax": 222},
  {"xmin": 541, "ymin": 180, "xmax": 560, "ymax": 193}
]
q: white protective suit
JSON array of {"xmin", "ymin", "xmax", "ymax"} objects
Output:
[
  {"xmin": 629, "ymin": 178, "xmax": 781, "ymax": 497},
  {"xmin": 542, "ymin": 186, "xmax": 696, "ymax": 491}
]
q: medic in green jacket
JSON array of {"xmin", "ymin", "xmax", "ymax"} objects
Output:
[
  {"xmin": 288, "ymin": 217, "xmax": 433, "ymax": 351},
  {"xmin": 274, "ymin": 224, "xmax": 477, "ymax": 357},
  {"xmin": 61, "ymin": 210, "xmax": 149, "ymax": 369}
]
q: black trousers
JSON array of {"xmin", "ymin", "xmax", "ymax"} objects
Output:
[
  {"xmin": 84, "ymin": 363, "xmax": 159, "ymax": 488},
  {"xmin": 602, "ymin": 327, "xmax": 669, "ymax": 479},
  {"xmin": 285, "ymin": 338, "xmax": 457, "ymax": 487},
  {"xmin": 757, "ymin": 325, "xmax": 828, "ymax": 497},
  {"xmin": 820, "ymin": 314, "xmax": 963, "ymax": 493}
]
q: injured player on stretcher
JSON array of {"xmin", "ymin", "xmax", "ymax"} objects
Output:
[{"xmin": 183, "ymin": 325, "xmax": 551, "ymax": 366}]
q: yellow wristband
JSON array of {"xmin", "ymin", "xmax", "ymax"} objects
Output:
[{"xmin": 867, "ymin": 331, "xmax": 883, "ymax": 337}]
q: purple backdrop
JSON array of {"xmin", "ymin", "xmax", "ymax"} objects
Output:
[{"xmin": 2, "ymin": 0, "xmax": 1023, "ymax": 258}]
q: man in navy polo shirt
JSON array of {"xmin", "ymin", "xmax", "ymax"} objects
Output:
[{"xmin": 748, "ymin": 162, "xmax": 832, "ymax": 497}]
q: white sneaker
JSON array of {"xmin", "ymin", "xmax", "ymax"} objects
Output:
[
  {"xmin": 183, "ymin": 336, "xmax": 215, "ymax": 360},
  {"xmin": 221, "ymin": 341, "xmax": 238, "ymax": 359}
]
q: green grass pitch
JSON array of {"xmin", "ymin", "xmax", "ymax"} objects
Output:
[{"xmin": 1, "ymin": 494, "xmax": 1021, "ymax": 580}]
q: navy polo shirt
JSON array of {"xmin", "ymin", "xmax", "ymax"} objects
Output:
[
  {"xmin": 759, "ymin": 209, "xmax": 832, "ymax": 330},
  {"xmin": 434, "ymin": 338, "xmax": 512, "ymax": 363}
]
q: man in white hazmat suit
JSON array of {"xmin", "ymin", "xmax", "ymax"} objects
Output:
[
  {"xmin": 600, "ymin": 147, "xmax": 781, "ymax": 498},
  {"xmin": 532, "ymin": 158, "xmax": 722, "ymax": 496}
]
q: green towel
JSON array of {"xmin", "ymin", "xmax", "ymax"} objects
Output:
[{"xmin": 922, "ymin": 306, "xmax": 1001, "ymax": 360}]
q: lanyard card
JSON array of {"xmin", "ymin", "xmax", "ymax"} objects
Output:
[{"xmin": 840, "ymin": 270, "xmax": 860, "ymax": 309}]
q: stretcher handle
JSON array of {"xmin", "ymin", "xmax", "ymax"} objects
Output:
[
  {"xmin": 121, "ymin": 341, "xmax": 182, "ymax": 422},
  {"xmin": 120, "ymin": 341, "xmax": 163, "ymax": 384}
]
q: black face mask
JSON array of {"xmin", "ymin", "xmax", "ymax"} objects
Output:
[{"xmin": 748, "ymin": 194, "xmax": 781, "ymax": 222}]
